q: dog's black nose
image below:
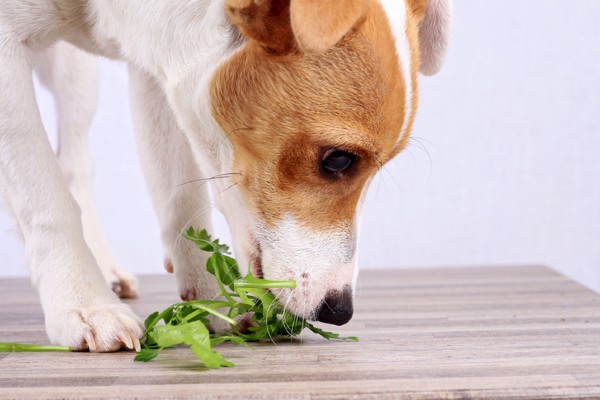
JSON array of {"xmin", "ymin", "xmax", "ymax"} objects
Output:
[{"xmin": 316, "ymin": 287, "xmax": 354, "ymax": 326}]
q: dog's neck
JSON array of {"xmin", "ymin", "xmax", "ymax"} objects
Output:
[{"xmin": 84, "ymin": 0, "xmax": 241, "ymax": 169}]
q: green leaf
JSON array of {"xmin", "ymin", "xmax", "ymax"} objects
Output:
[
  {"xmin": 206, "ymin": 252, "xmax": 216, "ymax": 277},
  {"xmin": 162, "ymin": 307, "xmax": 175, "ymax": 325},
  {"xmin": 182, "ymin": 228, "xmax": 231, "ymax": 254},
  {"xmin": 221, "ymin": 255, "xmax": 241, "ymax": 287},
  {"xmin": 142, "ymin": 333, "xmax": 159, "ymax": 349},
  {"xmin": 134, "ymin": 348, "xmax": 161, "ymax": 362},
  {"xmin": 144, "ymin": 312, "xmax": 159, "ymax": 330},
  {"xmin": 154, "ymin": 321, "xmax": 210, "ymax": 348},
  {"xmin": 305, "ymin": 323, "xmax": 359, "ymax": 341},
  {"xmin": 210, "ymin": 335, "xmax": 248, "ymax": 347},
  {"xmin": 190, "ymin": 344, "xmax": 234, "ymax": 368},
  {"xmin": 135, "ymin": 227, "xmax": 358, "ymax": 369},
  {"xmin": 228, "ymin": 303, "xmax": 252, "ymax": 319},
  {"xmin": 182, "ymin": 228, "xmax": 216, "ymax": 252}
]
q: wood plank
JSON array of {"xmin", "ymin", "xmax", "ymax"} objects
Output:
[{"xmin": 0, "ymin": 266, "xmax": 599, "ymax": 399}]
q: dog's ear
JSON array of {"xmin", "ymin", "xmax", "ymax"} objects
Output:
[
  {"xmin": 290, "ymin": 0, "xmax": 368, "ymax": 54},
  {"xmin": 225, "ymin": 0, "xmax": 296, "ymax": 54},
  {"xmin": 411, "ymin": 0, "xmax": 452, "ymax": 76},
  {"xmin": 225, "ymin": 0, "xmax": 368, "ymax": 54}
]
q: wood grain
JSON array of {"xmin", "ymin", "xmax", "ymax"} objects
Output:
[{"xmin": 0, "ymin": 266, "xmax": 599, "ymax": 399}]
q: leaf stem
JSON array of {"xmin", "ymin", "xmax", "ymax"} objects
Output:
[
  {"xmin": 0, "ymin": 343, "xmax": 71, "ymax": 352},
  {"xmin": 234, "ymin": 280, "xmax": 297, "ymax": 289}
]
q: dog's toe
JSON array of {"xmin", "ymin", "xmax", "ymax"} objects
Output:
[
  {"xmin": 104, "ymin": 266, "xmax": 139, "ymax": 299},
  {"xmin": 116, "ymin": 274, "xmax": 139, "ymax": 299},
  {"xmin": 111, "ymin": 281, "xmax": 123, "ymax": 297},
  {"xmin": 46, "ymin": 303, "xmax": 144, "ymax": 353},
  {"xmin": 180, "ymin": 287, "xmax": 198, "ymax": 301}
]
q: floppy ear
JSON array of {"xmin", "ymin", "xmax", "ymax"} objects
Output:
[
  {"xmin": 226, "ymin": 0, "xmax": 296, "ymax": 53},
  {"xmin": 290, "ymin": 0, "xmax": 368, "ymax": 54},
  {"xmin": 417, "ymin": 0, "xmax": 452, "ymax": 75},
  {"xmin": 225, "ymin": 0, "xmax": 368, "ymax": 54}
]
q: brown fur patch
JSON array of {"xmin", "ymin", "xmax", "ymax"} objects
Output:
[
  {"xmin": 212, "ymin": 1, "xmax": 420, "ymax": 231},
  {"xmin": 290, "ymin": 0, "xmax": 368, "ymax": 54},
  {"xmin": 226, "ymin": 0, "xmax": 297, "ymax": 54},
  {"xmin": 406, "ymin": 0, "xmax": 429, "ymax": 22}
]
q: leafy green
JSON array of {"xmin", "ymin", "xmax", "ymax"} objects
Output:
[
  {"xmin": 136, "ymin": 227, "xmax": 358, "ymax": 368},
  {"xmin": 0, "ymin": 343, "xmax": 70, "ymax": 352}
]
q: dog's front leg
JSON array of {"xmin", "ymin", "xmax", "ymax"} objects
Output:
[
  {"xmin": 34, "ymin": 42, "xmax": 138, "ymax": 299},
  {"xmin": 128, "ymin": 67, "xmax": 224, "ymax": 327},
  {"xmin": 0, "ymin": 40, "xmax": 142, "ymax": 351}
]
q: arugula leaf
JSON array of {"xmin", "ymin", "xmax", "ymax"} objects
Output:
[
  {"xmin": 144, "ymin": 312, "xmax": 159, "ymax": 330},
  {"xmin": 306, "ymin": 322, "xmax": 359, "ymax": 341},
  {"xmin": 134, "ymin": 348, "xmax": 161, "ymax": 362},
  {"xmin": 136, "ymin": 229, "xmax": 358, "ymax": 368}
]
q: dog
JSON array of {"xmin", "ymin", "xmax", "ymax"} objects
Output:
[{"xmin": 0, "ymin": 0, "xmax": 451, "ymax": 352}]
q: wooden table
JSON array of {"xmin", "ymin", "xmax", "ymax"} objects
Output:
[{"xmin": 0, "ymin": 266, "xmax": 599, "ymax": 399}]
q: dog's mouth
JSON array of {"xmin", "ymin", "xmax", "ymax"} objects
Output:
[{"xmin": 249, "ymin": 242, "xmax": 264, "ymax": 279}]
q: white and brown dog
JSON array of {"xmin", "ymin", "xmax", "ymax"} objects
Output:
[{"xmin": 0, "ymin": 0, "xmax": 451, "ymax": 352}]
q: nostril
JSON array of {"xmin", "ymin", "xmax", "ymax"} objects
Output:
[{"xmin": 316, "ymin": 286, "xmax": 354, "ymax": 326}]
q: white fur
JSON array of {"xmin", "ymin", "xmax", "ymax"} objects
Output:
[
  {"xmin": 0, "ymin": 0, "xmax": 449, "ymax": 349},
  {"xmin": 0, "ymin": 30, "xmax": 141, "ymax": 351},
  {"xmin": 256, "ymin": 215, "xmax": 357, "ymax": 319},
  {"xmin": 418, "ymin": 0, "xmax": 453, "ymax": 76},
  {"xmin": 379, "ymin": 0, "xmax": 414, "ymax": 147},
  {"xmin": 33, "ymin": 43, "xmax": 138, "ymax": 297},
  {"xmin": 0, "ymin": 0, "xmax": 258, "ymax": 348},
  {"xmin": 380, "ymin": 0, "xmax": 452, "ymax": 78},
  {"xmin": 0, "ymin": 0, "xmax": 249, "ymax": 350}
]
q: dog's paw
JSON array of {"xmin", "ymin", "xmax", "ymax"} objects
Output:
[
  {"xmin": 45, "ymin": 302, "xmax": 143, "ymax": 352},
  {"xmin": 99, "ymin": 264, "xmax": 139, "ymax": 299},
  {"xmin": 164, "ymin": 249, "xmax": 219, "ymax": 303}
]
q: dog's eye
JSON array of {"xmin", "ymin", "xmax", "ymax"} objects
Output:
[{"xmin": 320, "ymin": 149, "xmax": 357, "ymax": 178}]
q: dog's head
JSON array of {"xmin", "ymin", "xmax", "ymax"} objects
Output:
[{"xmin": 201, "ymin": 0, "xmax": 451, "ymax": 325}]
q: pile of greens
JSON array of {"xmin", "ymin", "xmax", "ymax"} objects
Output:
[
  {"xmin": 0, "ymin": 228, "xmax": 357, "ymax": 369},
  {"xmin": 134, "ymin": 228, "xmax": 357, "ymax": 368}
]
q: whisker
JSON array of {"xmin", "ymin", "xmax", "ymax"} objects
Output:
[
  {"xmin": 408, "ymin": 136, "xmax": 433, "ymax": 179},
  {"xmin": 382, "ymin": 163, "xmax": 402, "ymax": 192},
  {"xmin": 323, "ymin": 299, "xmax": 335, "ymax": 313},
  {"xmin": 217, "ymin": 126, "xmax": 255, "ymax": 148},
  {"xmin": 173, "ymin": 181, "xmax": 239, "ymax": 251},
  {"xmin": 281, "ymin": 290, "xmax": 294, "ymax": 336},
  {"xmin": 264, "ymin": 295, "xmax": 280, "ymax": 345},
  {"xmin": 300, "ymin": 284, "xmax": 314, "ymax": 344},
  {"xmin": 174, "ymin": 172, "xmax": 241, "ymax": 188},
  {"xmin": 173, "ymin": 202, "xmax": 217, "ymax": 250}
]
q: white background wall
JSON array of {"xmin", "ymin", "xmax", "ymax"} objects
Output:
[{"xmin": 1, "ymin": 0, "xmax": 599, "ymax": 292}]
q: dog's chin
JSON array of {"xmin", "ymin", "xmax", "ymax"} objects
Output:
[
  {"xmin": 246, "ymin": 249, "xmax": 317, "ymax": 321},
  {"xmin": 272, "ymin": 289, "xmax": 320, "ymax": 322}
]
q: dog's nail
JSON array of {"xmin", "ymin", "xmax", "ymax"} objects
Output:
[
  {"xmin": 118, "ymin": 332, "xmax": 134, "ymax": 350},
  {"xmin": 111, "ymin": 281, "xmax": 122, "ymax": 296},
  {"xmin": 84, "ymin": 332, "xmax": 97, "ymax": 352},
  {"xmin": 180, "ymin": 288, "xmax": 197, "ymax": 301},
  {"xmin": 132, "ymin": 335, "xmax": 141, "ymax": 352},
  {"xmin": 164, "ymin": 258, "xmax": 174, "ymax": 274}
]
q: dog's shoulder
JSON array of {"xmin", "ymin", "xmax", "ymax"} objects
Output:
[{"xmin": 1, "ymin": 0, "xmax": 92, "ymax": 49}]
